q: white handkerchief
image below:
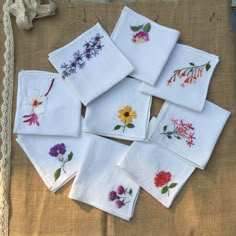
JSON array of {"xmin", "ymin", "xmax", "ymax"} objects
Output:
[
  {"xmin": 111, "ymin": 6, "xmax": 180, "ymax": 85},
  {"xmin": 118, "ymin": 138, "xmax": 195, "ymax": 208},
  {"xmin": 69, "ymin": 135, "xmax": 140, "ymax": 221},
  {"xmin": 139, "ymin": 44, "xmax": 219, "ymax": 111},
  {"xmin": 48, "ymin": 23, "xmax": 134, "ymax": 105},
  {"xmin": 16, "ymin": 132, "xmax": 91, "ymax": 192},
  {"xmin": 13, "ymin": 70, "xmax": 82, "ymax": 137},
  {"xmin": 84, "ymin": 77, "xmax": 152, "ymax": 141},
  {"xmin": 150, "ymin": 101, "xmax": 231, "ymax": 169}
]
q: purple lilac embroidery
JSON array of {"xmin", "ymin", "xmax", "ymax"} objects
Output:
[{"xmin": 60, "ymin": 34, "xmax": 104, "ymax": 79}]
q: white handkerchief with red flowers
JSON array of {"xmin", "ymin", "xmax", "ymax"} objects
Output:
[
  {"xmin": 13, "ymin": 70, "xmax": 82, "ymax": 137},
  {"xmin": 69, "ymin": 135, "xmax": 140, "ymax": 221},
  {"xmin": 139, "ymin": 44, "xmax": 219, "ymax": 111},
  {"xmin": 111, "ymin": 6, "xmax": 180, "ymax": 86},
  {"xmin": 150, "ymin": 101, "xmax": 231, "ymax": 169},
  {"xmin": 16, "ymin": 131, "xmax": 91, "ymax": 192},
  {"xmin": 118, "ymin": 138, "xmax": 195, "ymax": 208},
  {"xmin": 48, "ymin": 23, "xmax": 134, "ymax": 105},
  {"xmin": 84, "ymin": 77, "xmax": 152, "ymax": 141}
]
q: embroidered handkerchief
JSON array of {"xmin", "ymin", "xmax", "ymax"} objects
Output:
[
  {"xmin": 111, "ymin": 6, "xmax": 180, "ymax": 86},
  {"xmin": 48, "ymin": 23, "xmax": 134, "ymax": 105},
  {"xmin": 84, "ymin": 77, "xmax": 152, "ymax": 141},
  {"xmin": 150, "ymin": 101, "xmax": 231, "ymax": 169},
  {"xmin": 139, "ymin": 44, "xmax": 219, "ymax": 111},
  {"xmin": 118, "ymin": 135, "xmax": 195, "ymax": 208},
  {"xmin": 69, "ymin": 135, "xmax": 140, "ymax": 221},
  {"xmin": 16, "ymin": 132, "xmax": 91, "ymax": 192},
  {"xmin": 13, "ymin": 70, "xmax": 82, "ymax": 137}
]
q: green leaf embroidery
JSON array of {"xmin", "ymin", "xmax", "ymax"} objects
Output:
[
  {"xmin": 161, "ymin": 186, "xmax": 169, "ymax": 194},
  {"xmin": 163, "ymin": 125, "xmax": 167, "ymax": 131},
  {"xmin": 143, "ymin": 23, "xmax": 151, "ymax": 32},
  {"xmin": 167, "ymin": 135, "xmax": 172, "ymax": 139},
  {"xmin": 130, "ymin": 25, "xmax": 143, "ymax": 32},
  {"xmin": 54, "ymin": 168, "xmax": 61, "ymax": 181},
  {"xmin": 127, "ymin": 123, "xmax": 135, "ymax": 128},
  {"xmin": 68, "ymin": 151, "xmax": 73, "ymax": 161},
  {"xmin": 176, "ymin": 136, "xmax": 181, "ymax": 139},
  {"xmin": 114, "ymin": 125, "xmax": 121, "ymax": 130},
  {"xmin": 128, "ymin": 188, "xmax": 133, "ymax": 196},
  {"xmin": 205, "ymin": 63, "xmax": 211, "ymax": 71},
  {"xmin": 169, "ymin": 183, "xmax": 178, "ymax": 188},
  {"xmin": 189, "ymin": 62, "xmax": 195, "ymax": 66}
]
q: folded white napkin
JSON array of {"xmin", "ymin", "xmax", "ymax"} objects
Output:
[
  {"xmin": 139, "ymin": 44, "xmax": 220, "ymax": 111},
  {"xmin": 69, "ymin": 135, "xmax": 140, "ymax": 221},
  {"xmin": 111, "ymin": 6, "xmax": 180, "ymax": 86},
  {"xmin": 84, "ymin": 77, "xmax": 152, "ymax": 141},
  {"xmin": 48, "ymin": 23, "xmax": 134, "ymax": 105},
  {"xmin": 13, "ymin": 70, "xmax": 82, "ymax": 137},
  {"xmin": 150, "ymin": 101, "xmax": 231, "ymax": 169},
  {"xmin": 118, "ymin": 120, "xmax": 195, "ymax": 208},
  {"xmin": 16, "ymin": 131, "xmax": 91, "ymax": 192}
]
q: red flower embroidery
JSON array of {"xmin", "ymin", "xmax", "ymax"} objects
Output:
[
  {"xmin": 154, "ymin": 171, "xmax": 171, "ymax": 187},
  {"xmin": 130, "ymin": 23, "xmax": 151, "ymax": 44}
]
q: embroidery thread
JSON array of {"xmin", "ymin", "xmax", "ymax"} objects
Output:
[
  {"xmin": 154, "ymin": 171, "xmax": 177, "ymax": 196},
  {"xmin": 60, "ymin": 34, "xmax": 104, "ymax": 79},
  {"xmin": 161, "ymin": 118, "xmax": 196, "ymax": 147},
  {"xmin": 130, "ymin": 23, "xmax": 151, "ymax": 43},
  {"xmin": 49, "ymin": 143, "xmax": 73, "ymax": 181},
  {"xmin": 108, "ymin": 185, "xmax": 133, "ymax": 209},
  {"xmin": 22, "ymin": 78, "xmax": 55, "ymax": 126},
  {"xmin": 167, "ymin": 61, "xmax": 211, "ymax": 87},
  {"xmin": 114, "ymin": 105, "xmax": 137, "ymax": 133}
]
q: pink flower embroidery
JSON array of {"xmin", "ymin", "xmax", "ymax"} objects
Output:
[
  {"xmin": 130, "ymin": 23, "xmax": 151, "ymax": 44},
  {"xmin": 161, "ymin": 118, "xmax": 196, "ymax": 147},
  {"xmin": 22, "ymin": 78, "xmax": 55, "ymax": 126}
]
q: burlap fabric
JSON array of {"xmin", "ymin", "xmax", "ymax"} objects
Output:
[{"xmin": 0, "ymin": 0, "xmax": 235, "ymax": 235}]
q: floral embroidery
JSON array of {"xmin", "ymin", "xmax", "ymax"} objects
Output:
[
  {"xmin": 108, "ymin": 185, "xmax": 133, "ymax": 209},
  {"xmin": 60, "ymin": 34, "xmax": 104, "ymax": 79},
  {"xmin": 49, "ymin": 143, "xmax": 73, "ymax": 181},
  {"xmin": 130, "ymin": 23, "xmax": 151, "ymax": 43},
  {"xmin": 22, "ymin": 78, "xmax": 55, "ymax": 126},
  {"xmin": 114, "ymin": 105, "xmax": 137, "ymax": 132},
  {"xmin": 154, "ymin": 171, "xmax": 177, "ymax": 196},
  {"xmin": 161, "ymin": 118, "xmax": 196, "ymax": 147},
  {"xmin": 167, "ymin": 61, "xmax": 211, "ymax": 87}
]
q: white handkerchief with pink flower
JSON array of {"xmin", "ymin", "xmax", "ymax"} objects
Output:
[
  {"xmin": 150, "ymin": 101, "xmax": 231, "ymax": 169},
  {"xmin": 111, "ymin": 6, "xmax": 180, "ymax": 86},
  {"xmin": 69, "ymin": 135, "xmax": 140, "ymax": 221},
  {"xmin": 139, "ymin": 44, "xmax": 219, "ymax": 111},
  {"xmin": 13, "ymin": 70, "xmax": 81, "ymax": 137}
]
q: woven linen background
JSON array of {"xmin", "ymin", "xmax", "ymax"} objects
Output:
[{"xmin": 0, "ymin": 0, "xmax": 235, "ymax": 235}]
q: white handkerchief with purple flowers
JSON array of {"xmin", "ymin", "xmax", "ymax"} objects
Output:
[
  {"xmin": 69, "ymin": 135, "xmax": 140, "ymax": 221},
  {"xmin": 48, "ymin": 23, "xmax": 134, "ymax": 105},
  {"xmin": 13, "ymin": 70, "xmax": 81, "ymax": 137},
  {"xmin": 118, "ymin": 139, "xmax": 195, "ymax": 208},
  {"xmin": 84, "ymin": 77, "xmax": 152, "ymax": 141},
  {"xmin": 111, "ymin": 6, "xmax": 180, "ymax": 86},
  {"xmin": 16, "ymin": 131, "xmax": 91, "ymax": 192},
  {"xmin": 150, "ymin": 101, "xmax": 231, "ymax": 169},
  {"xmin": 139, "ymin": 44, "xmax": 219, "ymax": 111}
]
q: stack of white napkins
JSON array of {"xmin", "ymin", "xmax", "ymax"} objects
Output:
[{"xmin": 13, "ymin": 6, "xmax": 231, "ymax": 221}]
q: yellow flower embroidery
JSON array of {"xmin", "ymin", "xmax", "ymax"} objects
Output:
[{"xmin": 114, "ymin": 105, "xmax": 137, "ymax": 132}]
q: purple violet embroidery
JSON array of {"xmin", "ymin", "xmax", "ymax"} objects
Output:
[
  {"xmin": 49, "ymin": 143, "xmax": 73, "ymax": 181},
  {"xmin": 60, "ymin": 34, "xmax": 104, "ymax": 79},
  {"xmin": 108, "ymin": 185, "xmax": 133, "ymax": 209}
]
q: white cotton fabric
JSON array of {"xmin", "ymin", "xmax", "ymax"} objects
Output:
[
  {"xmin": 16, "ymin": 131, "xmax": 91, "ymax": 192},
  {"xmin": 139, "ymin": 44, "xmax": 220, "ymax": 111},
  {"xmin": 69, "ymin": 135, "xmax": 140, "ymax": 221},
  {"xmin": 150, "ymin": 101, "xmax": 231, "ymax": 169},
  {"xmin": 111, "ymin": 6, "xmax": 180, "ymax": 86},
  {"xmin": 13, "ymin": 70, "xmax": 82, "ymax": 137},
  {"xmin": 118, "ymin": 118, "xmax": 195, "ymax": 208},
  {"xmin": 48, "ymin": 23, "xmax": 134, "ymax": 105},
  {"xmin": 84, "ymin": 77, "xmax": 152, "ymax": 141}
]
